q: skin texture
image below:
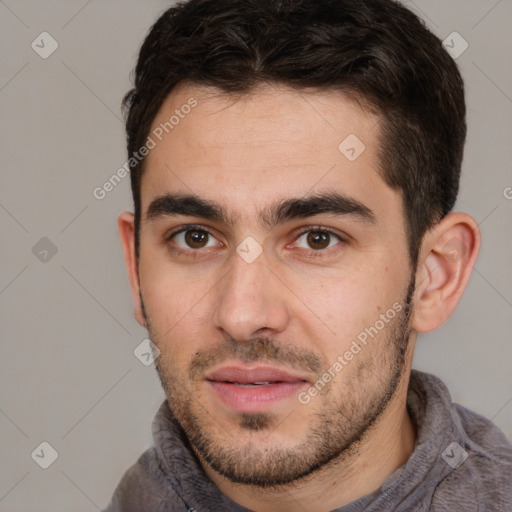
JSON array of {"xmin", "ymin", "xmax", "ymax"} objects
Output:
[{"xmin": 118, "ymin": 83, "xmax": 480, "ymax": 512}]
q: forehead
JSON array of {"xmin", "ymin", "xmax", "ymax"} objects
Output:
[{"xmin": 141, "ymin": 83, "xmax": 398, "ymax": 223}]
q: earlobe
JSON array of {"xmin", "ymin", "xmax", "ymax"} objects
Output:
[
  {"xmin": 118, "ymin": 212, "xmax": 147, "ymax": 327},
  {"xmin": 412, "ymin": 213, "xmax": 481, "ymax": 333}
]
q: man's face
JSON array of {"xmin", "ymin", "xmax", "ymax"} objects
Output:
[{"xmin": 136, "ymin": 84, "xmax": 415, "ymax": 485}]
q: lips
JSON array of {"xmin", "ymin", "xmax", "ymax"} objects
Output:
[
  {"xmin": 205, "ymin": 365, "xmax": 309, "ymax": 413},
  {"xmin": 206, "ymin": 366, "xmax": 309, "ymax": 385}
]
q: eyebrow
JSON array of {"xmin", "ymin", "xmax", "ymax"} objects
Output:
[{"xmin": 145, "ymin": 192, "xmax": 376, "ymax": 228}]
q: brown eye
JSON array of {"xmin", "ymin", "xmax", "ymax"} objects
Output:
[
  {"xmin": 170, "ymin": 228, "xmax": 218, "ymax": 250},
  {"xmin": 184, "ymin": 229, "xmax": 209, "ymax": 248},
  {"xmin": 306, "ymin": 231, "xmax": 331, "ymax": 250},
  {"xmin": 295, "ymin": 229, "xmax": 342, "ymax": 252}
]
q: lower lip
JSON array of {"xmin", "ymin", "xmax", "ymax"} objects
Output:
[{"xmin": 207, "ymin": 380, "xmax": 307, "ymax": 413}]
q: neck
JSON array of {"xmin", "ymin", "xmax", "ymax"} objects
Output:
[{"xmin": 200, "ymin": 371, "xmax": 417, "ymax": 512}]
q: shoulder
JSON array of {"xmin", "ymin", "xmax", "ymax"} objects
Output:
[
  {"xmin": 431, "ymin": 403, "xmax": 512, "ymax": 511},
  {"xmin": 103, "ymin": 447, "xmax": 187, "ymax": 512}
]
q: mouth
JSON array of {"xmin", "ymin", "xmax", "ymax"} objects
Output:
[{"xmin": 205, "ymin": 365, "xmax": 310, "ymax": 413}]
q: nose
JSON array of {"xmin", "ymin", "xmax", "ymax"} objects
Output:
[{"xmin": 211, "ymin": 246, "xmax": 290, "ymax": 342}]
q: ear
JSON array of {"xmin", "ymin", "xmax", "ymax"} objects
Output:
[
  {"xmin": 118, "ymin": 212, "xmax": 146, "ymax": 327},
  {"xmin": 412, "ymin": 212, "xmax": 481, "ymax": 333}
]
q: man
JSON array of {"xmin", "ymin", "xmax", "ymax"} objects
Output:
[{"xmin": 106, "ymin": 0, "xmax": 512, "ymax": 510}]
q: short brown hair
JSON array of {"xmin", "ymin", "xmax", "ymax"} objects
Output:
[{"xmin": 123, "ymin": 0, "xmax": 466, "ymax": 264}]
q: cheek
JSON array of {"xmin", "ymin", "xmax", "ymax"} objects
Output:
[
  {"xmin": 139, "ymin": 259, "xmax": 215, "ymax": 343},
  {"xmin": 288, "ymin": 261, "xmax": 406, "ymax": 354}
]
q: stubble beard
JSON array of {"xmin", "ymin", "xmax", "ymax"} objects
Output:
[{"xmin": 143, "ymin": 280, "xmax": 414, "ymax": 488}]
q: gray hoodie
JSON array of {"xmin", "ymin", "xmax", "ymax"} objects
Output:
[{"xmin": 104, "ymin": 370, "xmax": 512, "ymax": 511}]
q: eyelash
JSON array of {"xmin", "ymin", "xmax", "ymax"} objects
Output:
[
  {"xmin": 165, "ymin": 224, "xmax": 217, "ymax": 258},
  {"xmin": 292, "ymin": 226, "xmax": 346, "ymax": 258},
  {"xmin": 165, "ymin": 224, "xmax": 346, "ymax": 258}
]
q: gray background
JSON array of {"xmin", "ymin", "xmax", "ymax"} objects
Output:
[{"xmin": 0, "ymin": 1, "xmax": 511, "ymax": 510}]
